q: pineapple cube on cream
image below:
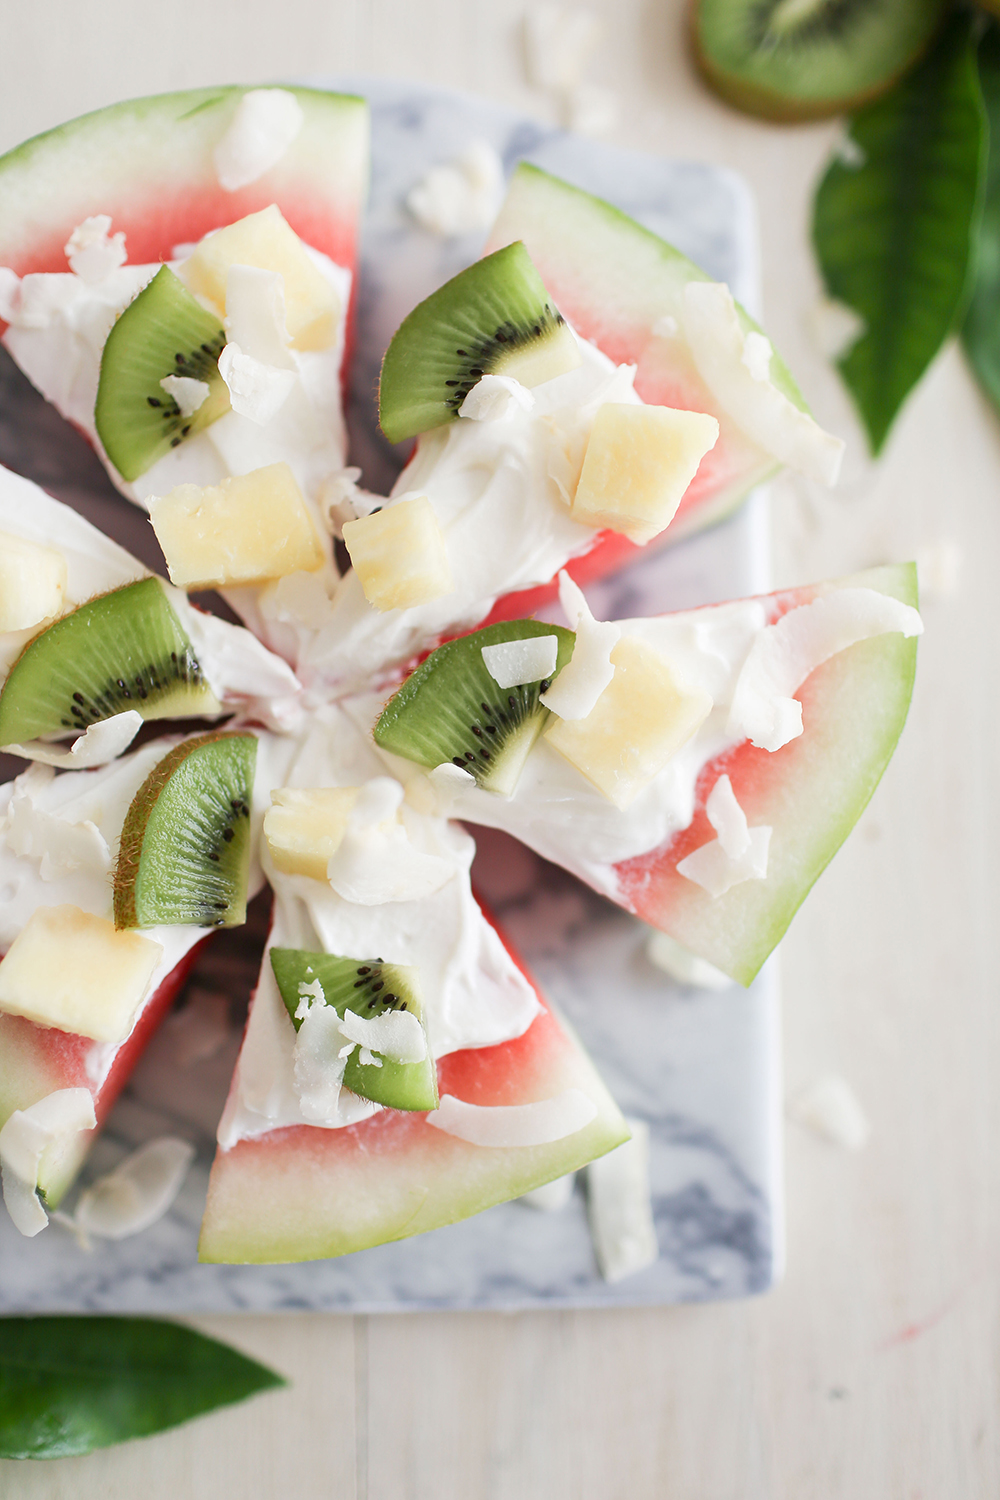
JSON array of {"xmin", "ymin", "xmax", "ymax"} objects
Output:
[
  {"xmin": 264, "ymin": 787, "xmax": 359, "ymax": 880},
  {"xmin": 544, "ymin": 636, "xmax": 712, "ymax": 810},
  {"xmin": 570, "ymin": 404, "xmax": 720, "ymax": 545},
  {"xmin": 149, "ymin": 462, "xmax": 325, "ymax": 589},
  {"xmin": 343, "ymin": 496, "xmax": 454, "ymax": 612},
  {"xmin": 0, "ymin": 532, "xmax": 67, "ymax": 632},
  {"xmin": 0, "ymin": 906, "xmax": 162, "ymax": 1044},
  {"xmin": 180, "ymin": 205, "xmax": 339, "ymax": 351}
]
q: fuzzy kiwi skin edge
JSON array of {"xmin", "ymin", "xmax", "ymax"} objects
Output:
[{"xmin": 688, "ymin": 0, "xmax": 951, "ymax": 123}]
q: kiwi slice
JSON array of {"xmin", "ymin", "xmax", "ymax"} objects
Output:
[
  {"xmin": 0, "ymin": 576, "xmax": 222, "ymax": 747},
  {"xmin": 114, "ymin": 730, "xmax": 256, "ymax": 930},
  {"xmin": 374, "ymin": 619, "xmax": 575, "ymax": 797},
  {"xmin": 692, "ymin": 0, "xmax": 950, "ymax": 122},
  {"xmin": 271, "ymin": 948, "xmax": 438, "ymax": 1113},
  {"xmin": 95, "ymin": 265, "xmax": 230, "ymax": 481},
  {"xmin": 378, "ymin": 242, "xmax": 581, "ymax": 444}
]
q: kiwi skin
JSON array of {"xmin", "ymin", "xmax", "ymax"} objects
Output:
[{"xmin": 690, "ymin": 0, "xmax": 952, "ymax": 123}]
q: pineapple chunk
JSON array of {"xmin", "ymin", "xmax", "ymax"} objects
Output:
[
  {"xmin": 264, "ymin": 787, "xmax": 359, "ymax": 880},
  {"xmin": 0, "ymin": 533, "xmax": 66, "ymax": 632},
  {"xmin": 571, "ymin": 404, "xmax": 720, "ymax": 545},
  {"xmin": 0, "ymin": 905, "xmax": 162, "ymax": 1044},
  {"xmin": 149, "ymin": 462, "xmax": 324, "ymax": 589},
  {"xmin": 544, "ymin": 636, "xmax": 712, "ymax": 810},
  {"xmin": 181, "ymin": 205, "xmax": 339, "ymax": 351},
  {"xmin": 343, "ymin": 496, "xmax": 454, "ymax": 612}
]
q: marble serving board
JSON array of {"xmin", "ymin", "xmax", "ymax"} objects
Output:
[{"xmin": 0, "ymin": 79, "xmax": 782, "ymax": 1311}]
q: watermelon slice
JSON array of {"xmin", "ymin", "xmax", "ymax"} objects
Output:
[
  {"xmin": 362, "ymin": 564, "xmax": 920, "ymax": 988},
  {"xmin": 477, "ymin": 163, "xmax": 818, "ymax": 618},
  {"xmin": 199, "ymin": 909, "xmax": 628, "ymax": 1264}
]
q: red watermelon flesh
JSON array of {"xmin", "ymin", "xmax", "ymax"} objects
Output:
[
  {"xmin": 0, "ymin": 944, "xmax": 203, "ymax": 1209},
  {"xmin": 198, "ymin": 909, "xmax": 628, "ymax": 1264}
]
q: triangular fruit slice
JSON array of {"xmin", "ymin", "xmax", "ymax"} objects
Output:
[
  {"xmin": 199, "ymin": 912, "xmax": 628, "ymax": 1264},
  {"xmin": 480, "ymin": 163, "xmax": 837, "ymax": 616},
  {"xmin": 365, "ymin": 564, "xmax": 920, "ymax": 987}
]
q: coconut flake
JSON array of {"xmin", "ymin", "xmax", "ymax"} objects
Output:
[
  {"xmin": 586, "ymin": 1117, "xmax": 658, "ymax": 1283},
  {"xmin": 64, "ymin": 1137, "xmax": 195, "ymax": 1245},
  {"xmin": 293, "ymin": 1002, "xmax": 349, "ymax": 1120},
  {"xmin": 540, "ymin": 570, "xmax": 620, "ymax": 720},
  {"xmin": 0, "ymin": 1088, "xmax": 96, "ymax": 1237},
  {"xmin": 217, "ymin": 342, "xmax": 296, "ymax": 424},
  {"xmin": 213, "ymin": 88, "xmax": 304, "ymax": 192},
  {"xmin": 524, "ymin": 5, "xmax": 602, "ymax": 91},
  {"xmin": 459, "ymin": 374, "xmax": 535, "ymax": 422},
  {"xmin": 64, "ymin": 216, "xmax": 127, "ymax": 286},
  {"xmin": 646, "ymin": 930, "xmax": 732, "ymax": 989},
  {"xmin": 0, "ymin": 268, "xmax": 18, "ymax": 322},
  {"xmin": 159, "ymin": 375, "xmax": 210, "ymax": 418},
  {"xmin": 916, "ymin": 540, "xmax": 962, "ymax": 602},
  {"xmin": 4, "ymin": 709, "xmax": 143, "ymax": 769},
  {"xmin": 326, "ymin": 777, "xmax": 457, "ymax": 905},
  {"xmin": 676, "ymin": 776, "xmax": 771, "ymax": 898},
  {"xmin": 224, "ymin": 264, "xmax": 295, "ymax": 369},
  {"xmin": 2, "ymin": 761, "xmax": 111, "ymax": 880},
  {"xmin": 788, "ymin": 1074, "xmax": 870, "ymax": 1150},
  {"xmin": 564, "ymin": 83, "xmax": 618, "ymax": 138},
  {"xmin": 337, "ymin": 1006, "xmax": 427, "ymax": 1065},
  {"xmin": 426, "ymin": 1088, "xmax": 597, "ymax": 1147},
  {"xmin": 807, "ymin": 297, "xmax": 866, "ymax": 362},
  {"xmin": 741, "ymin": 331, "xmax": 773, "ymax": 383},
  {"xmin": 406, "ymin": 139, "xmax": 505, "ymax": 237},
  {"xmin": 482, "ymin": 635, "xmax": 559, "ymax": 690},
  {"xmin": 728, "ymin": 587, "xmax": 923, "ymax": 752},
  {"xmin": 681, "ymin": 281, "xmax": 845, "ymax": 486}
]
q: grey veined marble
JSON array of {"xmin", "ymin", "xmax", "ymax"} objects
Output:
[{"xmin": 0, "ymin": 79, "xmax": 782, "ymax": 1312}]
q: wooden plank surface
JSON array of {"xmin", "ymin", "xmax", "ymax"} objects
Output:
[{"xmin": 0, "ymin": 2, "xmax": 996, "ymax": 1494}]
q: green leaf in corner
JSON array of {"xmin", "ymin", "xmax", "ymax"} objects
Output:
[
  {"xmin": 0, "ymin": 1316, "xmax": 285, "ymax": 1460},
  {"xmin": 962, "ymin": 22, "xmax": 1000, "ymax": 414},
  {"xmin": 812, "ymin": 11, "xmax": 987, "ymax": 455}
]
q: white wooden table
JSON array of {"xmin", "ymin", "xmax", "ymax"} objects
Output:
[{"xmin": 1, "ymin": 2, "xmax": 996, "ymax": 1494}]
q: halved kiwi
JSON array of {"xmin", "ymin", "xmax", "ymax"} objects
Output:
[
  {"xmin": 378, "ymin": 241, "xmax": 582, "ymax": 444},
  {"xmin": 0, "ymin": 576, "xmax": 222, "ymax": 747},
  {"xmin": 113, "ymin": 730, "xmax": 257, "ymax": 930},
  {"xmin": 270, "ymin": 948, "xmax": 438, "ymax": 1112},
  {"xmin": 95, "ymin": 265, "xmax": 230, "ymax": 481},
  {"xmin": 374, "ymin": 619, "xmax": 575, "ymax": 797},
  {"xmin": 691, "ymin": 0, "xmax": 951, "ymax": 122}
]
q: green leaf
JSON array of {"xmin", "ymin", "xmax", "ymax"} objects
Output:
[
  {"xmin": 812, "ymin": 12, "xmax": 987, "ymax": 454},
  {"xmin": 0, "ymin": 1317, "xmax": 285, "ymax": 1460},
  {"xmin": 962, "ymin": 22, "xmax": 1000, "ymax": 411}
]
